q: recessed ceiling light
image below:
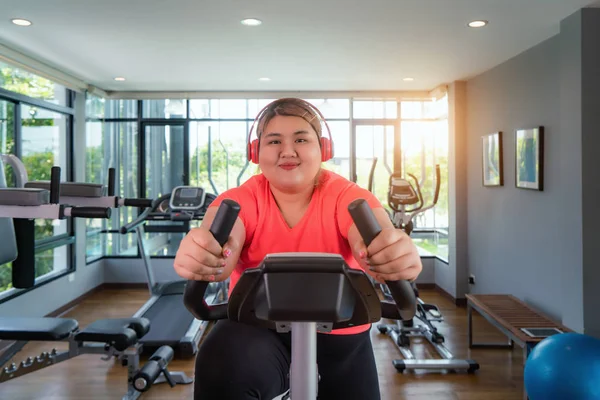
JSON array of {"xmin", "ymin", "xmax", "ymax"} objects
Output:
[
  {"xmin": 11, "ymin": 18, "xmax": 32, "ymax": 27},
  {"xmin": 259, "ymin": 77, "xmax": 270, "ymax": 81},
  {"xmin": 241, "ymin": 18, "xmax": 262, "ymax": 26},
  {"xmin": 468, "ymin": 20, "xmax": 488, "ymax": 28},
  {"xmin": 403, "ymin": 77, "xmax": 414, "ymax": 82},
  {"xmin": 114, "ymin": 77, "xmax": 126, "ymax": 81}
]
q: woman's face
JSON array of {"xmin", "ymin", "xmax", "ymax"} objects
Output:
[{"xmin": 258, "ymin": 115, "xmax": 322, "ymax": 193}]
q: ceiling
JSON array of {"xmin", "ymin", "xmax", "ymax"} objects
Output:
[{"xmin": 0, "ymin": 0, "xmax": 597, "ymax": 94}]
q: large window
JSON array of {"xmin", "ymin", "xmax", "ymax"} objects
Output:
[
  {"xmin": 353, "ymin": 100, "xmax": 397, "ymax": 119},
  {"xmin": 189, "ymin": 121, "xmax": 254, "ymax": 194},
  {"xmin": 1, "ymin": 100, "xmax": 15, "ymax": 184},
  {"xmin": 85, "ymin": 96, "xmax": 449, "ymax": 261},
  {"xmin": 400, "ymin": 95, "xmax": 449, "ymax": 259},
  {"xmin": 321, "ymin": 120, "xmax": 351, "ymax": 179},
  {"xmin": 0, "ymin": 61, "xmax": 74, "ymax": 299},
  {"xmin": 85, "ymin": 97, "xmax": 142, "ymax": 261},
  {"xmin": 0, "ymin": 99, "xmax": 15, "ymax": 294},
  {"xmin": 354, "ymin": 124, "xmax": 394, "ymax": 206},
  {"xmin": 85, "ymin": 113, "xmax": 138, "ymax": 262},
  {"xmin": 0, "ymin": 61, "xmax": 68, "ymax": 106},
  {"xmin": 21, "ymin": 105, "xmax": 70, "ymax": 241}
]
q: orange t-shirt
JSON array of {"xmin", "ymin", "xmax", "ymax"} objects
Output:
[{"xmin": 208, "ymin": 169, "xmax": 383, "ymax": 335}]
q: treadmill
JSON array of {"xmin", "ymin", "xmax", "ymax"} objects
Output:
[{"xmin": 120, "ymin": 186, "xmax": 227, "ymax": 358}]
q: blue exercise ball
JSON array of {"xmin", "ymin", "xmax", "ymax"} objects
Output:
[{"xmin": 524, "ymin": 332, "xmax": 600, "ymax": 400}]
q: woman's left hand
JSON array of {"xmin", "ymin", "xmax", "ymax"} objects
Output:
[
  {"xmin": 357, "ymin": 226, "xmax": 422, "ymax": 283},
  {"xmin": 348, "ymin": 204, "xmax": 423, "ymax": 283}
]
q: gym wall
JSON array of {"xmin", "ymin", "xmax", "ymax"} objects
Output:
[{"xmin": 464, "ymin": 8, "xmax": 600, "ymax": 337}]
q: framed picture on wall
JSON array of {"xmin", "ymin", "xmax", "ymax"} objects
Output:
[
  {"xmin": 515, "ymin": 126, "xmax": 544, "ymax": 191},
  {"xmin": 482, "ymin": 132, "xmax": 503, "ymax": 186}
]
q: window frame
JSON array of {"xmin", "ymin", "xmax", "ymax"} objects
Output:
[{"xmin": 0, "ymin": 85, "xmax": 76, "ymax": 303}]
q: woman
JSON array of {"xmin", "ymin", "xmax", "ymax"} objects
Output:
[{"xmin": 174, "ymin": 98, "xmax": 423, "ymax": 400}]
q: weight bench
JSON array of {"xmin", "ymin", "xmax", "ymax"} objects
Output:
[
  {"xmin": 0, "ymin": 316, "xmax": 192, "ymax": 399},
  {"xmin": 466, "ymin": 294, "xmax": 572, "ymax": 361}
]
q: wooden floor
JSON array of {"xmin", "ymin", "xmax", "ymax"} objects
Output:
[{"xmin": 0, "ymin": 288, "xmax": 526, "ymax": 400}]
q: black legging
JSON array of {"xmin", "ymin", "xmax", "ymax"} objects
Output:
[{"xmin": 193, "ymin": 319, "xmax": 381, "ymax": 400}]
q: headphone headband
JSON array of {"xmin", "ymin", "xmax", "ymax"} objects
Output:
[{"xmin": 246, "ymin": 98, "xmax": 334, "ymax": 164}]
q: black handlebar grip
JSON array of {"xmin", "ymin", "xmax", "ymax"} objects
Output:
[
  {"xmin": 69, "ymin": 207, "xmax": 112, "ymax": 219},
  {"xmin": 347, "ymin": 199, "xmax": 416, "ymax": 320},
  {"xmin": 348, "ymin": 199, "xmax": 382, "ymax": 246},
  {"xmin": 50, "ymin": 166, "xmax": 61, "ymax": 204},
  {"xmin": 210, "ymin": 199, "xmax": 241, "ymax": 247},
  {"xmin": 183, "ymin": 200, "xmax": 240, "ymax": 321},
  {"xmin": 124, "ymin": 198, "xmax": 153, "ymax": 208},
  {"xmin": 108, "ymin": 168, "xmax": 116, "ymax": 197}
]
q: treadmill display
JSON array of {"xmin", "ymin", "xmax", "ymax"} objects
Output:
[
  {"xmin": 169, "ymin": 186, "xmax": 206, "ymax": 211},
  {"xmin": 180, "ymin": 188, "xmax": 198, "ymax": 198}
]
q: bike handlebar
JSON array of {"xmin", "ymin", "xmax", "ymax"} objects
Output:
[{"xmin": 183, "ymin": 198, "xmax": 417, "ymax": 322}]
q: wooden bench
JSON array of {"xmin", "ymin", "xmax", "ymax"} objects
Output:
[{"xmin": 466, "ymin": 294, "xmax": 572, "ymax": 361}]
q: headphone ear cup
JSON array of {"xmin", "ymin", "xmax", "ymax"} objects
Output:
[
  {"xmin": 248, "ymin": 139, "xmax": 259, "ymax": 164},
  {"xmin": 320, "ymin": 137, "xmax": 333, "ymax": 162}
]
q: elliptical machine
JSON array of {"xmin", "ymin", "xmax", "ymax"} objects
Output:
[
  {"xmin": 373, "ymin": 160, "xmax": 479, "ymax": 373},
  {"xmin": 387, "ymin": 166, "xmax": 440, "ymax": 236}
]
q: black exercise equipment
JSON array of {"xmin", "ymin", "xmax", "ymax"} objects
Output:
[
  {"xmin": 0, "ymin": 165, "xmax": 111, "ymax": 289},
  {"xmin": 4, "ymin": 154, "xmax": 220, "ymax": 359},
  {"xmin": 0, "ymin": 317, "xmax": 192, "ymax": 398},
  {"xmin": 0, "ymin": 154, "xmax": 152, "ymax": 210},
  {"xmin": 387, "ymin": 165, "xmax": 440, "ymax": 235},
  {"xmin": 120, "ymin": 186, "xmax": 227, "ymax": 358},
  {"xmin": 0, "ymin": 154, "xmax": 153, "ymax": 289},
  {"xmin": 26, "ymin": 166, "xmax": 153, "ymax": 209},
  {"xmin": 183, "ymin": 198, "xmax": 417, "ymax": 400},
  {"xmin": 371, "ymin": 159, "xmax": 479, "ymax": 373},
  {"xmin": 0, "ymin": 158, "xmax": 191, "ymax": 399}
]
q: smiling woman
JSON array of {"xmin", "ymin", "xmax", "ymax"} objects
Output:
[{"xmin": 173, "ymin": 98, "xmax": 423, "ymax": 400}]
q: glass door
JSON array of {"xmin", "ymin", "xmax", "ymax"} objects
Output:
[{"xmin": 352, "ymin": 123, "xmax": 395, "ymax": 206}]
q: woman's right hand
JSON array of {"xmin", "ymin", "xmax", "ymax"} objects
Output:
[
  {"xmin": 173, "ymin": 227, "xmax": 234, "ymax": 282},
  {"xmin": 174, "ymin": 206, "xmax": 245, "ymax": 282}
]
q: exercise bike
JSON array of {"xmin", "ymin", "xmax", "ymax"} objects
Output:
[
  {"xmin": 376, "ymin": 162, "xmax": 479, "ymax": 373},
  {"xmin": 183, "ymin": 199, "xmax": 418, "ymax": 400}
]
